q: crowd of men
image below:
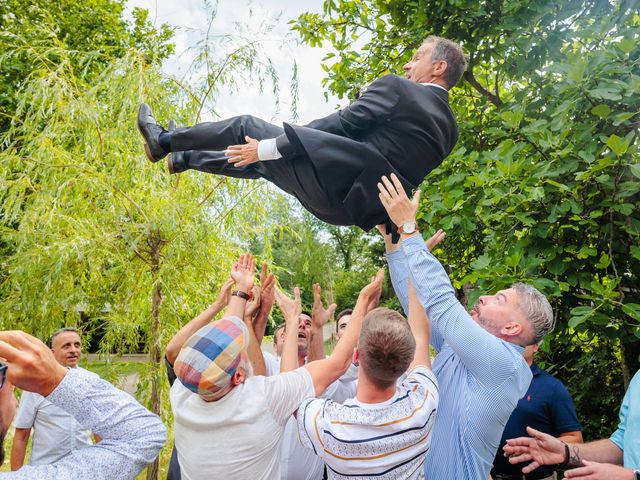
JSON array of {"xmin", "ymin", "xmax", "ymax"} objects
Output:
[
  {"xmin": 0, "ymin": 176, "xmax": 638, "ymax": 480},
  {"xmin": 1, "ymin": 32, "xmax": 639, "ymax": 480}
]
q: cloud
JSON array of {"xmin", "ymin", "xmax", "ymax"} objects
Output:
[{"xmin": 125, "ymin": 0, "xmax": 343, "ymax": 125}]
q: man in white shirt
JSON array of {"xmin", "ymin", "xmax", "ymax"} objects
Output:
[
  {"xmin": 11, "ymin": 327, "xmax": 97, "ymax": 469},
  {"xmin": 169, "ymin": 253, "xmax": 383, "ymax": 480}
]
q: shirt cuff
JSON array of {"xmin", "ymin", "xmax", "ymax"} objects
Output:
[
  {"xmin": 257, "ymin": 138, "xmax": 282, "ymax": 161},
  {"xmin": 400, "ymin": 234, "xmax": 426, "ymax": 255}
]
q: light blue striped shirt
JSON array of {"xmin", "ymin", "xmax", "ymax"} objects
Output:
[{"xmin": 386, "ymin": 235, "xmax": 532, "ymax": 479}]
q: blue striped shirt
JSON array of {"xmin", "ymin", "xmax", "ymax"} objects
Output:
[{"xmin": 386, "ymin": 235, "xmax": 532, "ymax": 479}]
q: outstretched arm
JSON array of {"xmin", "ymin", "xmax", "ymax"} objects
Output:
[
  {"xmin": 229, "ymin": 253, "xmax": 265, "ymax": 376},
  {"xmin": 504, "ymin": 427, "xmax": 623, "ymax": 474},
  {"xmin": 379, "ymin": 224, "xmax": 446, "ymax": 352},
  {"xmin": 378, "ymin": 174, "xmax": 526, "ymax": 388},
  {"xmin": 252, "ymin": 264, "xmax": 275, "ymax": 345},
  {"xmin": 0, "ymin": 331, "xmax": 166, "ymax": 480},
  {"xmin": 304, "ymin": 271, "xmax": 383, "ymax": 396},
  {"xmin": 165, "ymin": 278, "xmax": 233, "ymax": 365},
  {"xmin": 276, "ymin": 286, "xmax": 303, "ymax": 375},
  {"xmin": 407, "ymin": 280, "xmax": 431, "ymax": 370},
  {"xmin": 308, "ymin": 283, "xmax": 337, "ymax": 362}
]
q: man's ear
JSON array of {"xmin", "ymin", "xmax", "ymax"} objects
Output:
[
  {"xmin": 433, "ymin": 60, "xmax": 447, "ymax": 76},
  {"xmin": 231, "ymin": 368, "xmax": 246, "ymax": 386},
  {"xmin": 352, "ymin": 347, "xmax": 360, "ymax": 366},
  {"xmin": 501, "ymin": 321, "xmax": 523, "ymax": 338}
]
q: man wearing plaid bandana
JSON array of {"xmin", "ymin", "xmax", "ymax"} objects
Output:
[{"xmin": 169, "ymin": 253, "xmax": 383, "ymax": 480}]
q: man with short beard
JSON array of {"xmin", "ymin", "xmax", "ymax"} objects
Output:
[
  {"xmin": 11, "ymin": 327, "xmax": 98, "ymax": 469},
  {"xmin": 377, "ymin": 173, "xmax": 555, "ymax": 479}
]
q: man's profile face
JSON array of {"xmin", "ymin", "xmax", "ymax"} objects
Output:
[
  {"xmin": 404, "ymin": 43, "xmax": 440, "ymax": 83},
  {"xmin": 336, "ymin": 315, "xmax": 351, "ymax": 341},
  {"xmin": 52, "ymin": 331, "xmax": 82, "ymax": 368},
  {"xmin": 469, "ymin": 288, "xmax": 523, "ymax": 337}
]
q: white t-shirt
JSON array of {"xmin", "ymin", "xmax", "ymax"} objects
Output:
[
  {"xmin": 262, "ymin": 351, "xmax": 359, "ymax": 480},
  {"xmin": 297, "ymin": 366, "xmax": 438, "ymax": 480},
  {"xmin": 13, "ymin": 368, "xmax": 95, "ymax": 466},
  {"xmin": 170, "ymin": 367, "xmax": 314, "ymax": 480}
]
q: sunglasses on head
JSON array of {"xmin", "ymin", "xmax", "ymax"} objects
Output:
[{"xmin": 0, "ymin": 362, "xmax": 7, "ymax": 390}]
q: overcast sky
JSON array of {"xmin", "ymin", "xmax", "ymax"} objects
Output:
[{"xmin": 126, "ymin": 0, "xmax": 342, "ymax": 125}]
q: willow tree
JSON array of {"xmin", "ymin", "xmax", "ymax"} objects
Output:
[{"xmin": 0, "ymin": 13, "xmax": 294, "ymax": 480}]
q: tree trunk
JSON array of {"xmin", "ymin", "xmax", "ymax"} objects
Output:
[
  {"xmin": 146, "ymin": 233, "xmax": 163, "ymax": 480},
  {"xmin": 620, "ymin": 340, "xmax": 640, "ymax": 390}
]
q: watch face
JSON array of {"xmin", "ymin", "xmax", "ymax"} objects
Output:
[{"xmin": 402, "ymin": 221, "xmax": 416, "ymax": 234}]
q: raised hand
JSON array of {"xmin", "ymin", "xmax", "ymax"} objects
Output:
[
  {"xmin": 377, "ymin": 173, "xmax": 420, "ymax": 229},
  {"xmin": 213, "ymin": 278, "xmax": 235, "ymax": 309},
  {"xmin": 244, "ymin": 285, "xmax": 262, "ymax": 322},
  {"xmin": 275, "ymin": 287, "xmax": 302, "ymax": 324},
  {"xmin": 353, "ymin": 269, "xmax": 384, "ymax": 317},
  {"xmin": 230, "ymin": 253, "xmax": 256, "ymax": 292},
  {"xmin": 503, "ymin": 427, "xmax": 566, "ymax": 473},
  {"xmin": 257, "ymin": 264, "xmax": 275, "ymax": 320},
  {"xmin": 311, "ymin": 283, "xmax": 337, "ymax": 330},
  {"xmin": 0, "ymin": 331, "xmax": 68, "ymax": 396},
  {"xmin": 225, "ymin": 136, "xmax": 259, "ymax": 167}
]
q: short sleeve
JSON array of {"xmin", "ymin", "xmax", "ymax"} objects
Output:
[
  {"xmin": 296, "ymin": 397, "xmax": 327, "ymax": 452},
  {"xmin": 549, "ymin": 381, "xmax": 581, "ymax": 434},
  {"xmin": 263, "ymin": 368, "xmax": 314, "ymax": 425},
  {"xmin": 13, "ymin": 391, "xmax": 42, "ymax": 429},
  {"xmin": 610, "ymin": 374, "xmax": 635, "ymax": 449}
]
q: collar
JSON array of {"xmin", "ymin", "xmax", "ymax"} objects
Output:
[
  {"xmin": 420, "ymin": 82, "xmax": 448, "ymax": 92},
  {"xmin": 530, "ymin": 362, "xmax": 542, "ymax": 376}
]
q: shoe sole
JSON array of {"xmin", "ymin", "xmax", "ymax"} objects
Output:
[{"xmin": 167, "ymin": 154, "xmax": 175, "ymax": 174}]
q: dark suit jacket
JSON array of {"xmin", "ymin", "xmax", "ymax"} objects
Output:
[{"xmin": 281, "ymin": 74, "xmax": 457, "ymax": 231}]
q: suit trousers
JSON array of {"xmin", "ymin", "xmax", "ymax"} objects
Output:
[{"xmin": 168, "ymin": 115, "xmax": 352, "ymax": 226}]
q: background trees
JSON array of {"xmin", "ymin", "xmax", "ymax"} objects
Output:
[{"xmin": 293, "ymin": 0, "xmax": 640, "ymax": 439}]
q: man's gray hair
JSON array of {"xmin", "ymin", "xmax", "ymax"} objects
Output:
[
  {"xmin": 512, "ymin": 283, "xmax": 554, "ymax": 344},
  {"xmin": 51, "ymin": 327, "xmax": 79, "ymax": 347},
  {"xmin": 422, "ymin": 36, "xmax": 467, "ymax": 88}
]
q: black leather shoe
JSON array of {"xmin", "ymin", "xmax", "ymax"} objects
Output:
[{"xmin": 137, "ymin": 103, "xmax": 168, "ymax": 162}]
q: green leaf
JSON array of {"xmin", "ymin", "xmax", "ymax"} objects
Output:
[
  {"xmin": 606, "ymin": 134, "xmax": 629, "ymax": 156},
  {"xmin": 622, "ymin": 303, "xmax": 640, "ymax": 322},
  {"xmin": 630, "ymin": 164, "xmax": 640, "ymax": 180},
  {"xmin": 571, "ymin": 306, "xmax": 594, "ymax": 316},
  {"xmin": 471, "ymin": 255, "xmax": 491, "ymax": 271},
  {"xmin": 568, "ymin": 315, "xmax": 588, "ymax": 329},
  {"xmin": 591, "ymin": 104, "xmax": 610, "ymax": 118},
  {"xmin": 631, "ymin": 246, "xmax": 640, "ymax": 260}
]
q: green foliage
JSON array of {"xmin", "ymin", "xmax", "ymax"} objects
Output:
[
  {"xmin": 0, "ymin": 0, "xmax": 174, "ymax": 133},
  {"xmin": 294, "ymin": 0, "xmax": 640, "ymax": 438}
]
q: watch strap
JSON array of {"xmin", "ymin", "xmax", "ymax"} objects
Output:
[{"xmin": 231, "ymin": 290, "xmax": 250, "ymax": 300}]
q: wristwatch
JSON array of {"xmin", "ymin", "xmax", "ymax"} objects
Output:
[
  {"xmin": 398, "ymin": 220, "xmax": 417, "ymax": 235},
  {"xmin": 633, "ymin": 469, "xmax": 640, "ymax": 480}
]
